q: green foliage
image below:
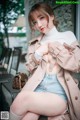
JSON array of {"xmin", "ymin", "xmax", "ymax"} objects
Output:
[
  {"xmin": 0, "ymin": 0, "xmax": 25, "ymax": 28},
  {"xmin": 0, "ymin": 0, "xmax": 25, "ymax": 47}
]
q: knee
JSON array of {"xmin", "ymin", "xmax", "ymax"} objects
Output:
[
  {"xmin": 9, "ymin": 109, "xmax": 24, "ymax": 120},
  {"xmin": 10, "ymin": 92, "xmax": 21, "ymax": 112},
  {"xmin": 10, "ymin": 91, "xmax": 30, "ymax": 115}
]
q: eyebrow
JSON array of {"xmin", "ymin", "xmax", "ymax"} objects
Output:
[
  {"xmin": 37, "ymin": 14, "xmax": 43, "ymax": 17},
  {"xmin": 32, "ymin": 14, "xmax": 44, "ymax": 21}
]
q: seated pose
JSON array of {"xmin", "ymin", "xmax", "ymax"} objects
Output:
[{"xmin": 10, "ymin": 2, "xmax": 80, "ymax": 120}]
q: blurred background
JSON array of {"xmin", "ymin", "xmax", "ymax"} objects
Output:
[
  {"xmin": 0, "ymin": 0, "xmax": 80, "ymax": 73},
  {"xmin": 0, "ymin": 0, "xmax": 80, "ymax": 113}
]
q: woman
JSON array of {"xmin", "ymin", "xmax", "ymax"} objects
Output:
[{"xmin": 10, "ymin": 2, "xmax": 80, "ymax": 120}]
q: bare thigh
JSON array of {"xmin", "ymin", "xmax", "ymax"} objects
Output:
[{"xmin": 11, "ymin": 91, "xmax": 67, "ymax": 117}]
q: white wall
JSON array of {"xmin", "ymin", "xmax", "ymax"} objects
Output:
[
  {"xmin": 4, "ymin": 36, "xmax": 27, "ymax": 54},
  {"xmin": 25, "ymin": 0, "xmax": 31, "ymax": 43}
]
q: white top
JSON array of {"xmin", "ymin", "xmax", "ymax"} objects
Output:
[
  {"xmin": 41, "ymin": 26, "xmax": 77, "ymax": 45},
  {"xmin": 35, "ymin": 26, "xmax": 77, "ymax": 60}
]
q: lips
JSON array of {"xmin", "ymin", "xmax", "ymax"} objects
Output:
[
  {"xmin": 40, "ymin": 27, "xmax": 45, "ymax": 32},
  {"xmin": 41, "ymin": 28, "xmax": 44, "ymax": 31}
]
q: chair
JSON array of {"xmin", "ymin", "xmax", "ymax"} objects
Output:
[
  {"xmin": 0, "ymin": 47, "xmax": 8, "ymax": 65},
  {"xmin": 1, "ymin": 47, "xmax": 22, "ymax": 110},
  {"xmin": 1, "ymin": 47, "xmax": 48, "ymax": 120},
  {"xmin": 9, "ymin": 47, "xmax": 22, "ymax": 75},
  {"xmin": 0, "ymin": 47, "xmax": 12, "ymax": 73},
  {"xmin": 0, "ymin": 47, "xmax": 22, "ymax": 83}
]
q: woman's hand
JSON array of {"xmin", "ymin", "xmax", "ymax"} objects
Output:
[
  {"xmin": 36, "ymin": 43, "xmax": 48, "ymax": 56},
  {"xmin": 48, "ymin": 41, "xmax": 61, "ymax": 50},
  {"xmin": 48, "ymin": 41, "xmax": 65, "ymax": 57}
]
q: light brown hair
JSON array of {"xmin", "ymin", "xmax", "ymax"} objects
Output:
[{"xmin": 28, "ymin": 2, "xmax": 58, "ymax": 30}]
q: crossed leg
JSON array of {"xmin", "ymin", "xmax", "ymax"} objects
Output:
[
  {"xmin": 22, "ymin": 112, "xmax": 39, "ymax": 120},
  {"xmin": 10, "ymin": 91, "xmax": 67, "ymax": 120}
]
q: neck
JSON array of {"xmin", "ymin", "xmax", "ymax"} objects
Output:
[{"xmin": 45, "ymin": 26, "xmax": 58, "ymax": 37}]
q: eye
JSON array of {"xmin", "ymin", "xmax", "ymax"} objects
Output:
[{"xmin": 40, "ymin": 16, "xmax": 45, "ymax": 20}]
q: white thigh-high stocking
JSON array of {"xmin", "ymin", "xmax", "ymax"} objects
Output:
[{"xmin": 9, "ymin": 110, "xmax": 23, "ymax": 120}]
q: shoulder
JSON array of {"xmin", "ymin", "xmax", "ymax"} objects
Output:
[
  {"xmin": 60, "ymin": 31, "xmax": 77, "ymax": 45},
  {"xmin": 27, "ymin": 35, "xmax": 43, "ymax": 54},
  {"xmin": 29, "ymin": 34, "xmax": 43, "ymax": 45},
  {"xmin": 29, "ymin": 38, "xmax": 38, "ymax": 45},
  {"xmin": 64, "ymin": 31, "xmax": 77, "ymax": 41}
]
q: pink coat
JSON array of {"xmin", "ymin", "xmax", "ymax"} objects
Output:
[{"xmin": 22, "ymin": 36, "xmax": 80, "ymax": 120}]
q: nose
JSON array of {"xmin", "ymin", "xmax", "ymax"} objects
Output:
[{"xmin": 37, "ymin": 21, "xmax": 42, "ymax": 27}]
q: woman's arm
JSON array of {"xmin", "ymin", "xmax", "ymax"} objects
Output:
[
  {"xmin": 25, "ymin": 45, "xmax": 38, "ymax": 73},
  {"xmin": 34, "ymin": 43, "xmax": 48, "ymax": 61},
  {"xmin": 25, "ymin": 41, "xmax": 48, "ymax": 73},
  {"xmin": 48, "ymin": 41, "xmax": 80, "ymax": 73}
]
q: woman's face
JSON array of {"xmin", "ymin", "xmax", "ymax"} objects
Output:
[{"xmin": 31, "ymin": 11, "xmax": 54, "ymax": 34}]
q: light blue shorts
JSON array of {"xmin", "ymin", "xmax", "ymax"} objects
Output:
[{"xmin": 35, "ymin": 74, "xmax": 67, "ymax": 100}]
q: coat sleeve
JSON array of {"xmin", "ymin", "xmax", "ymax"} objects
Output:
[
  {"xmin": 25, "ymin": 44, "xmax": 38, "ymax": 73},
  {"xmin": 49, "ymin": 41, "xmax": 80, "ymax": 73}
]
